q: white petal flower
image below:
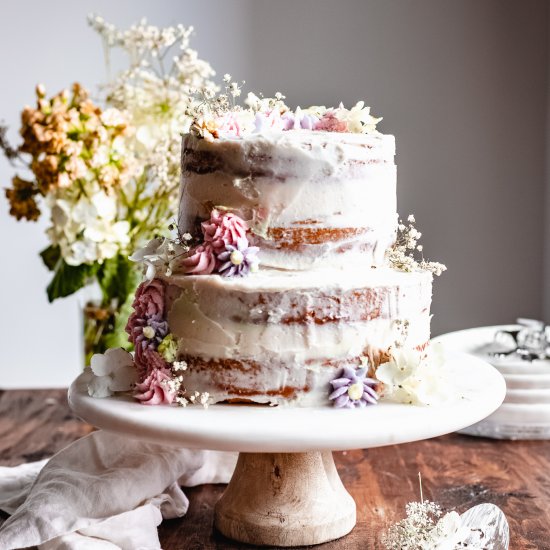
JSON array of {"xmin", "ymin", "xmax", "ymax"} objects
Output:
[
  {"xmin": 97, "ymin": 240, "xmax": 119, "ymax": 260},
  {"xmin": 67, "ymin": 240, "xmax": 98, "ymax": 266},
  {"xmin": 87, "ymin": 375, "xmax": 114, "ymax": 399},
  {"xmin": 91, "ymin": 192, "xmax": 117, "ymax": 221},
  {"xmin": 376, "ymin": 344, "xmax": 447, "ymax": 406},
  {"xmin": 100, "ymin": 108, "xmax": 127, "ymax": 127},
  {"xmin": 88, "ymin": 348, "xmax": 137, "ymax": 398}
]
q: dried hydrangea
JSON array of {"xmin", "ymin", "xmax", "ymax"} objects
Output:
[
  {"xmin": 387, "ymin": 214, "xmax": 447, "ymax": 276},
  {"xmin": 3, "ymin": 83, "xmax": 134, "ymax": 265}
]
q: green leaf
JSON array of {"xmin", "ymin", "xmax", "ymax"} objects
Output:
[
  {"xmin": 97, "ymin": 254, "xmax": 140, "ymax": 304},
  {"xmin": 102, "ymin": 294, "xmax": 134, "ymax": 351},
  {"xmin": 46, "ymin": 260, "xmax": 98, "ymax": 302},
  {"xmin": 40, "ymin": 245, "xmax": 61, "ymax": 271}
]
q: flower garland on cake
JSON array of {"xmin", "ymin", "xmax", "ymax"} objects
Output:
[{"xmin": 187, "ymin": 75, "xmax": 383, "ymax": 141}]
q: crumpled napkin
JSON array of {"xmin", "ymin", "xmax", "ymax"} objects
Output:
[{"xmin": 0, "ymin": 431, "xmax": 236, "ymax": 550}]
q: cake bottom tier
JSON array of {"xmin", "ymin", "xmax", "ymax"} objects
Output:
[{"xmin": 162, "ymin": 267, "xmax": 433, "ymax": 406}]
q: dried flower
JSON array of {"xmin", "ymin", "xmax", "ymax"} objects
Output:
[
  {"xmin": 5, "ymin": 176, "xmax": 40, "ymax": 221},
  {"xmin": 387, "ymin": 215, "xmax": 447, "ymax": 276}
]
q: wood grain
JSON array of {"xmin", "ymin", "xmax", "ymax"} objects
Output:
[{"xmin": 1, "ymin": 389, "xmax": 549, "ymax": 549}]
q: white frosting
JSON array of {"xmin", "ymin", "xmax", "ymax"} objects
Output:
[
  {"xmin": 179, "ymin": 130, "xmax": 397, "ymax": 269},
  {"xmin": 167, "ymin": 129, "xmax": 436, "ymax": 407},
  {"xmin": 163, "ymin": 267, "xmax": 433, "ymax": 405}
]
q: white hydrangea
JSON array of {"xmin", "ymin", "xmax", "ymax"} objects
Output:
[{"xmin": 47, "ymin": 190, "xmax": 131, "ymax": 266}]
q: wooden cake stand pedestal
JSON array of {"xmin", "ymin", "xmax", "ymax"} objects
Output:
[{"xmin": 69, "ymin": 353, "xmax": 505, "ymax": 547}]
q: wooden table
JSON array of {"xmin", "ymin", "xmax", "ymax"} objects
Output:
[{"xmin": 0, "ymin": 389, "xmax": 548, "ymax": 549}]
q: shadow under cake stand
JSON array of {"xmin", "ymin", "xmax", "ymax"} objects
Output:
[{"xmin": 68, "ymin": 352, "xmax": 505, "ymax": 547}]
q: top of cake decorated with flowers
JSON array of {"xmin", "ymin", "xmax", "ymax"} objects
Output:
[{"xmin": 186, "ymin": 75, "xmax": 383, "ymax": 141}]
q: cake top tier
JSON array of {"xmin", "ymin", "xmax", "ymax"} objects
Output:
[{"xmin": 179, "ymin": 127, "xmax": 397, "ymax": 271}]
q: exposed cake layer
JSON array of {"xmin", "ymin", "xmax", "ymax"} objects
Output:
[
  {"xmin": 162, "ymin": 267, "xmax": 433, "ymax": 405},
  {"xmin": 179, "ymin": 131, "xmax": 397, "ymax": 270}
]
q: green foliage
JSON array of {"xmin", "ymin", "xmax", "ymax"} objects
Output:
[
  {"xmin": 46, "ymin": 260, "xmax": 98, "ymax": 302},
  {"xmin": 40, "ymin": 245, "xmax": 61, "ymax": 271},
  {"xmin": 97, "ymin": 254, "xmax": 140, "ymax": 304}
]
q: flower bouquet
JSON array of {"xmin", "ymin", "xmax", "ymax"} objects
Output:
[{"xmin": 1, "ymin": 16, "xmax": 216, "ymax": 364}]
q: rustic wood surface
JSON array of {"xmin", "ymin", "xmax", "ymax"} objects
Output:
[{"xmin": 0, "ymin": 389, "xmax": 549, "ymax": 549}]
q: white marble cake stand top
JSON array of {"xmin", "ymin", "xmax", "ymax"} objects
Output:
[{"xmin": 69, "ymin": 352, "xmax": 505, "ymax": 453}]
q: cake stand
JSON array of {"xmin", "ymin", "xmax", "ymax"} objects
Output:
[{"xmin": 68, "ymin": 352, "xmax": 505, "ymax": 547}]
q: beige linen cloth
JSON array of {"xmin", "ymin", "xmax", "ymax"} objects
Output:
[{"xmin": 0, "ymin": 431, "xmax": 236, "ymax": 549}]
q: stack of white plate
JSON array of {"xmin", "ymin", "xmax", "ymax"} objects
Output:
[{"xmin": 434, "ymin": 325, "xmax": 550, "ymax": 439}]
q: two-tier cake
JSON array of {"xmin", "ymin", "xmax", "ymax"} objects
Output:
[{"xmin": 87, "ymin": 90, "xmax": 446, "ymax": 408}]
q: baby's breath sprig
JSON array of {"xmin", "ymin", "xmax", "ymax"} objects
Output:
[{"xmin": 387, "ymin": 214, "xmax": 447, "ymax": 276}]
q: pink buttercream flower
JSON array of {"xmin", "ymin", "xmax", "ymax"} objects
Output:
[
  {"xmin": 181, "ymin": 243, "xmax": 216, "ymax": 274},
  {"xmin": 125, "ymin": 279, "xmax": 167, "ymax": 373},
  {"xmin": 215, "ymin": 112, "xmax": 245, "ymax": 138},
  {"xmin": 134, "ymin": 347, "xmax": 169, "ymax": 378},
  {"xmin": 126, "ymin": 279, "xmax": 165, "ymax": 328},
  {"xmin": 201, "ymin": 209, "xmax": 248, "ymax": 252},
  {"xmin": 314, "ymin": 112, "xmax": 348, "ymax": 132},
  {"xmin": 134, "ymin": 366, "xmax": 176, "ymax": 406}
]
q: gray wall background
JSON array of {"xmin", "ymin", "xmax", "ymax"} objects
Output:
[{"xmin": 1, "ymin": 0, "xmax": 548, "ymax": 387}]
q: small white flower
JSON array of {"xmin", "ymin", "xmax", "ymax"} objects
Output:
[
  {"xmin": 87, "ymin": 348, "xmax": 137, "ymax": 398},
  {"xmin": 91, "ymin": 191, "xmax": 117, "ymax": 221},
  {"xmin": 376, "ymin": 344, "xmax": 446, "ymax": 406},
  {"xmin": 172, "ymin": 360, "xmax": 188, "ymax": 372},
  {"xmin": 100, "ymin": 108, "xmax": 127, "ymax": 127}
]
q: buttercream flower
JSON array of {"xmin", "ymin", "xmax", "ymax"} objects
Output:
[
  {"xmin": 201, "ymin": 209, "xmax": 248, "ymax": 252},
  {"xmin": 314, "ymin": 111, "xmax": 348, "ymax": 133},
  {"xmin": 134, "ymin": 366, "xmax": 176, "ymax": 405},
  {"xmin": 87, "ymin": 348, "xmax": 137, "ymax": 398},
  {"xmin": 215, "ymin": 111, "xmax": 254, "ymax": 139},
  {"xmin": 329, "ymin": 365, "xmax": 379, "ymax": 408},
  {"xmin": 181, "ymin": 243, "xmax": 216, "ymax": 274},
  {"xmin": 217, "ymin": 237, "xmax": 260, "ymax": 277},
  {"xmin": 135, "ymin": 315, "xmax": 169, "ymax": 350},
  {"xmin": 126, "ymin": 279, "xmax": 167, "ymax": 371},
  {"xmin": 281, "ymin": 107, "xmax": 320, "ymax": 130},
  {"xmin": 253, "ymin": 110, "xmax": 286, "ymax": 133},
  {"xmin": 375, "ymin": 344, "xmax": 447, "ymax": 406},
  {"xmin": 128, "ymin": 279, "xmax": 165, "ymax": 321}
]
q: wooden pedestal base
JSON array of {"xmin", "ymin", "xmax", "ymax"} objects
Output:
[{"xmin": 214, "ymin": 451, "xmax": 356, "ymax": 547}]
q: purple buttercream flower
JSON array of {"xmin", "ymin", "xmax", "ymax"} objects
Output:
[
  {"xmin": 282, "ymin": 109, "xmax": 320, "ymax": 130},
  {"xmin": 329, "ymin": 366, "xmax": 379, "ymax": 409},
  {"xmin": 132, "ymin": 314, "xmax": 169, "ymax": 352},
  {"xmin": 217, "ymin": 237, "xmax": 260, "ymax": 277},
  {"xmin": 253, "ymin": 110, "xmax": 285, "ymax": 133}
]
